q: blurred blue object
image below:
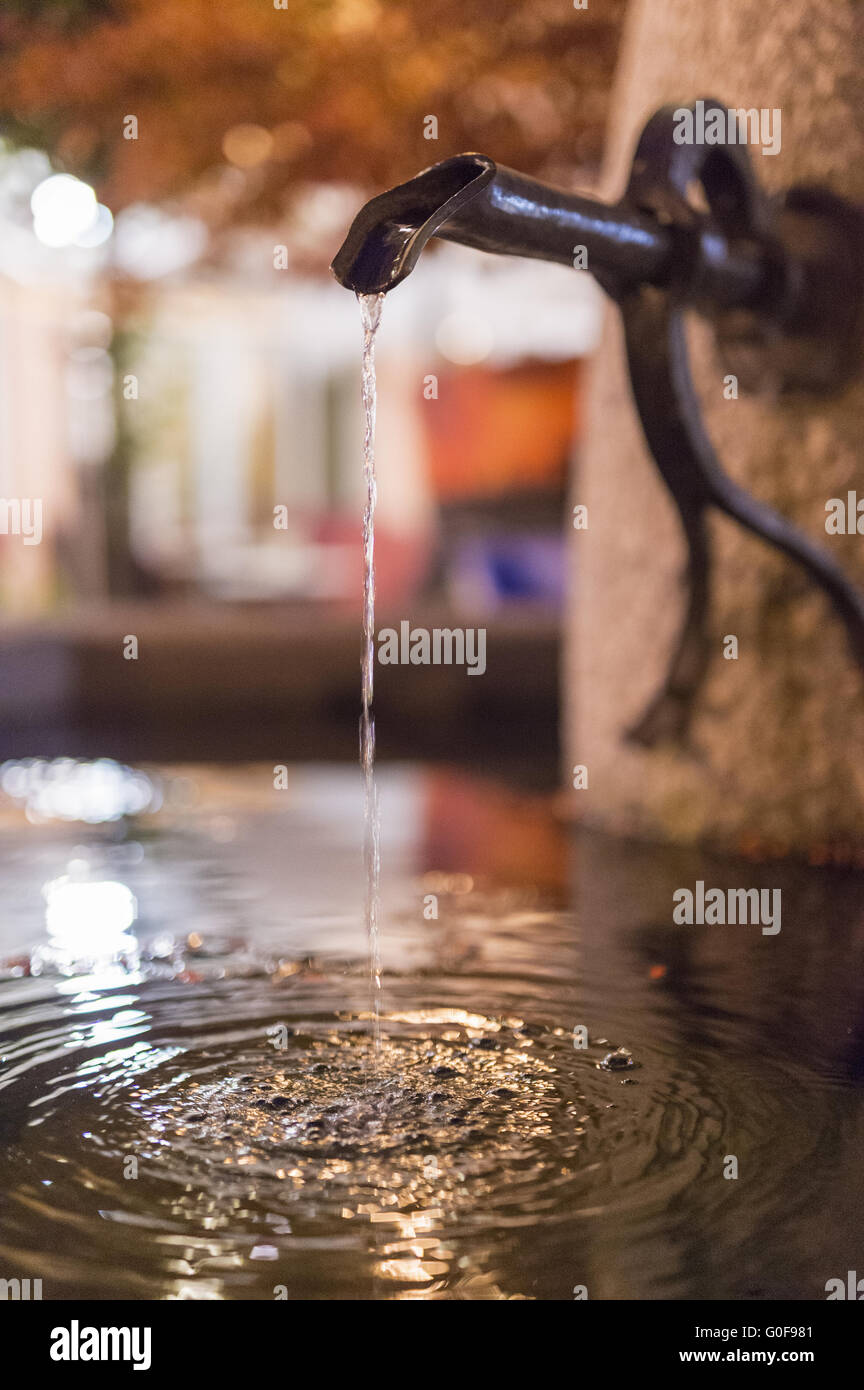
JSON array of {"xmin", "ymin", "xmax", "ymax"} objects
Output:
[{"xmin": 451, "ymin": 533, "xmax": 565, "ymax": 606}]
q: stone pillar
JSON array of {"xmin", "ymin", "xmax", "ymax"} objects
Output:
[{"xmin": 567, "ymin": 0, "xmax": 864, "ymax": 856}]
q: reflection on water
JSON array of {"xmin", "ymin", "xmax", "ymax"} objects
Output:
[
  {"xmin": 36, "ymin": 866, "xmax": 139, "ymax": 977},
  {"xmin": 1, "ymin": 757, "xmax": 159, "ymax": 823},
  {"xmin": 0, "ymin": 762, "xmax": 862, "ymax": 1300}
]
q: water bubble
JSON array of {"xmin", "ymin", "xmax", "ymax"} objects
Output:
[{"xmin": 599, "ymin": 1047, "xmax": 637, "ymax": 1072}]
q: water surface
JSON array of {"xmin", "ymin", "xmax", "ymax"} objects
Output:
[{"xmin": 0, "ymin": 761, "xmax": 861, "ymax": 1300}]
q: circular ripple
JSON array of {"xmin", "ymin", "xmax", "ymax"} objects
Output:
[
  {"xmin": 0, "ymin": 972, "xmax": 837, "ymax": 1300},
  {"xmin": 0, "ymin": 977, "xmax": 675, "ymax": 1297}
]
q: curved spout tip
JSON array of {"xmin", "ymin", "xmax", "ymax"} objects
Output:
[{"xmin": 330, "ymin": 154, "xmax": 495, "ymax": 295}]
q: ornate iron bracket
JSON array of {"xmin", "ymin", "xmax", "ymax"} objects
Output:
[{"xmin": 612, "ymin": 101, "xmax": 864, "ymax": 745}]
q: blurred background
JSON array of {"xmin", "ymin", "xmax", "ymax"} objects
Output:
[{"xmin": 0, "ymin": 0, "xmax": 627, "ymax": 779}]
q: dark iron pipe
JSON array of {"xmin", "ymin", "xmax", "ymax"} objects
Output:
[{"xmin": 331, "ymin": 153, "xmax": 772, "ymax": 312}]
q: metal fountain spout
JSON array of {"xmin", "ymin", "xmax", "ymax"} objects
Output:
[
  {"xmin": 332, "ymin": 100, "xmax": 864, "ymax": 746},
  {"xmin": 333, "ymin": 152, "xmax": 667, "ymax": 292},
  {"xmin": 330, "ymin": 148, "xmax": 770, "ymax": 308}
]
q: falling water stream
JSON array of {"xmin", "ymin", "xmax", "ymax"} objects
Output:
[{"xmin": 359, "ymin": 292, "xmax": 385, "ymax": 1052}]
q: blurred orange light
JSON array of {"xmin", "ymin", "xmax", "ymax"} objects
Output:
[{"xmin": 222, "ymin": 124, "xmax": 274, "ymax": 169}]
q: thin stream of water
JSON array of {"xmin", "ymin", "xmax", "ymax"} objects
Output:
[{"xmin": 359, "ymin": 291, "xmax": 385, "ymax": 1052}]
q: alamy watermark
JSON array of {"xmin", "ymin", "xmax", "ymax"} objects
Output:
[
  {"xmin": 826, "ymin": 1270, "xmax": 864, "ymax": 1299},
  {"xmin": 826, "ymin": 493, "xmax": 864, "ymax": 534},
  {"xmin": 0, "ymin": 1276, "xmax": 42, "ymax": 1299},
  {"xmin": 50, "ymin": 1321, "xmax": 151, "ymax": 1370},
  {"xmin": 377, "ymin": 621, "xmax": 486, "ymax": 676},
  {"xmin": 673, "ymin": 881, "xmax": 781, "ymax": 935},
  {"xmin": 673, "ymin": 100, "xmax": 781, "ymax": 157},
  {"xmin": 0, "ymin": 498, "xmax": 42, "ymax": 545}
]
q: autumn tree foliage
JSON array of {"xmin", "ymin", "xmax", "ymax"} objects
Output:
[{"xmin": 0, "ymin": 0, "xmax": 624, "ymax": 233}]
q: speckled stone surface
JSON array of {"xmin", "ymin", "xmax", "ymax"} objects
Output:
[{"xmin": 566, "ymin": 0, "xmax": 864, "ymax": 853}]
